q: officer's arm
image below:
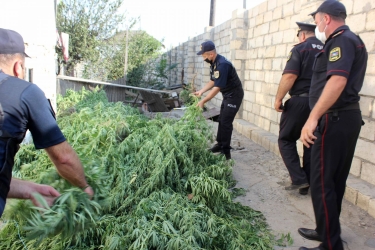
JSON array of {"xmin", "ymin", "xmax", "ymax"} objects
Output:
[
  {"xmin": 200, "ymin": 86, "xmax": 221, "ymax": 104},
  {"xmin": 274, "ymin": 73, "xmax": 298, "ymax": 112},
  {"xmin": 195, "ymin": 80, "xmax": 215, "ymax": 97},
  {"xmin": 44, "ymin": 141, "xmax": 94, "ymax": 197},
  {"xmin": 8, "ymin": 178, "xmax": 60, "ymax": 207},
  {"xmin": 300, "ymin": 75, "xmax": 347, "ymax": 147},
  {"xmin": 308, "ymin": 75, "xmax": 347, "ymax": 120}
]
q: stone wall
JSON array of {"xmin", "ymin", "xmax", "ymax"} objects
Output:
[{"xmin": 164, "ymin": 0, "xmax": 375, "ymax": 216}]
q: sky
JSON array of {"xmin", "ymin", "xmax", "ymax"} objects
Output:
[{"xmin": 121, "ymin": 0, "xmax": 266, "ymax": 48}]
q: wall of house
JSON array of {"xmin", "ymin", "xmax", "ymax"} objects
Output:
[
  {"xmin": 164, "ymin": 0, "xmax": 375, "ymax": 217},
  {"xmin": 0, "ymin": 0, "xmax": 57, "ymax": 106}
]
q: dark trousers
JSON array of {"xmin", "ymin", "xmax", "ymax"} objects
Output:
[
  {"xmin": 0, "ymin": 196, "xmax": 5, "ymax": 217},
  {"xmin": 217, "ymin": 88, "xmax": 244, "ymax": 154},
  {"xmin": 311, "ymin": 110, "xmax": 362, "ymax": 250},
  {"xmin": 278, "ymin": 97, "xmax": 311, "ymax": 185}
]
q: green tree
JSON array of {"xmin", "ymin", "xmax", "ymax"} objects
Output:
[
  {"xmin": 83, "ymin": 30, "xmax": 165, "ymax": 87},
  {"xmin": 126, "ymin": 31, "xmax": 165, "ymax": 87},
  {"xmin": 56, "ymin": 0, "xmax": 126, "ymax": 75}
]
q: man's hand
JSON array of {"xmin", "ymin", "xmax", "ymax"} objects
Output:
[
  {"xmin": 194, "ymin": 90, "xmax": 204, "ymax": 97},
  {"xmin": 274, "ymin": 99, "xmax": 283, "ymax": 112},
  {"xmin": 197, "ymin": 100, "xmax": 205, "ymax": 109},
  {"xmin": 83, "ymin": 185, "xmax": 94, "ymax": 199},
  {"xmin": 29, "ymin": 183, "xmax": 61, "ymax": 207},
  {"xmin": 300, "ymin": 118, "xmax": 318, "ymax": 148}
]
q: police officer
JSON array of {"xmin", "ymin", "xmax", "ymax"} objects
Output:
[
  {"xmin": 0, "ymin": 28, "xmax": 94, "ymax": 217},
  {"xmin": 275, "ymin": 22, "xmax": 323, "ymax": 194},
  {"xmin": 298, "ymin": 1, "xmax": 368, "ymax": 250},
  {"xmin": 194, "ymin": 41, "xmax": 244, "ymax": 160}
]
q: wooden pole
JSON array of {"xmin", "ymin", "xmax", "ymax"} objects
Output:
[
  {"xmin": 124, "ymin": 28, "xmax": 129, "ymax": 84},
  {"xmin": 209, "ymin": 0, "xmax": 216, "ymax": 26}
]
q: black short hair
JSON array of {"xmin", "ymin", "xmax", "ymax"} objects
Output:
[
  {"xmin": 299, "ymin": 30, "xmax": 315, "ymax": 37},
  {"xmin": 330, "ymin": 14, "xmax": 346, "ymax": 22},
  {"xmin": 0, "ymin": 53, "xmax": 25, "ymax": 66},
  {"xmin": 320, "ymin": 12, "xmax": 346, "ymax": 23}
]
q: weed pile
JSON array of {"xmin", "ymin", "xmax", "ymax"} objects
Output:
[{"xmin": 0, "ymin": 88, "xmax": 276, "ymax": 249}]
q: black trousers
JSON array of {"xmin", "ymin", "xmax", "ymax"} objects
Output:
[
  {"xmin": 311, "ymin": 110, "xmax": 362, "ymax": 250},
  {"xmin": 217, "ymin": 88, "xmax": 244, "ymax": 154},
  {"xmin": 0, "ymin": 196, "xmax": 4, "ymax": 217},
  {"xmin": 278, "ymin": 97, "xmax": 311, "ymax": 185}
]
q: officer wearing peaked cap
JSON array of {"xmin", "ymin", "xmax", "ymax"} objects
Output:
[
  {"xmin": 194, "ymin": 40, "xmax": 244, "ymax": 160},
  {"xmin": 275, "ymin": 22, "xmax": 323, "ymax": 194},
  {"xmin": 0, "ymin": 28, "xmax": 94, "ymax": 217},
  {"xmin": 298, "ymin": 1, "xmax": 368, "ymax": 250}
]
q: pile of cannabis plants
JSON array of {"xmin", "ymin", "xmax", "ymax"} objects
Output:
[{"xmin": 0, "ymin": 88, "xmax": 276, "ymax": 249}]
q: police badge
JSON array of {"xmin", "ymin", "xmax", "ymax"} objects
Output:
[
  {"xmin": 329, "ymin": 47, "xmax": 341, "ymax": 62},
  {"xmin": 214, "ymin": 71, "xmax": 220, "ymax": 79},
  {"xmin": 287, "ymin": 52, "xmax": 292, "ymax": 61}
]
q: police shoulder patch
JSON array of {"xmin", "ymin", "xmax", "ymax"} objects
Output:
[
  {"xmin": 329, "ymin": 47, "xmax": 341, "ymax": 62},
  {"xmin": 214, "ymin": 71, "xmax": 220, "ymax": 79},
  {"xmin": 287, "ymin": 52, "xmax": 292, "ymax": 61}
]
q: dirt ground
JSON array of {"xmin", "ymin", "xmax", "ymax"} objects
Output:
[{"xmin": 224, "ymin": 125, "xmax": 375, "ymax": 250}]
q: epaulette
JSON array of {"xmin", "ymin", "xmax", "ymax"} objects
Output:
[{"xmin": 332, "ymin": 30, "xmax": 345, "ymax": 38}]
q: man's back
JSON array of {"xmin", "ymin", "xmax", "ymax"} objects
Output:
[
  {"xmin": 0, "ymin": 72, "xmax": 65, "ymax": 200},
  {"xmin": 284, "ymin": 36, "xmax": 324, "ymax": 95}
]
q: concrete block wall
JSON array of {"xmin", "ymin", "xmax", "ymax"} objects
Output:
[{"xmin": 164, "ymin": 0, "xmax": 375, "ymax": 217}]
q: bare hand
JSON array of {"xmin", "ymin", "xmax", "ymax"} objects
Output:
[
  {"xmin": 30, "ymin": 184, "xmax": 60, "ymax": 207},
  {"xmin": 300, "ymin": 119, "xmax": 318, "ymax": 148},
  {"xmin": 274, "ymin": 99, "xmax": 283, "ymax": 112},
  {"xmin": 83, "ymin": 186, "xmax": 94, "ymax": 199},
  {"xmin": 196, "ymin": 101, "xmax": 205, "ymax": 109},
  {"xmin": 194, "ymin": 90, "xmax": 203, "ymax": 97}
]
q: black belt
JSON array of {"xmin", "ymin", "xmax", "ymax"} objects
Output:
[
  {"xmin": 291, "ymin": 93, "xmax": 309, "ymax": 97},
  {"xmin": 326, "ymin": 102, "xmax": 360, "ymax": 114}
]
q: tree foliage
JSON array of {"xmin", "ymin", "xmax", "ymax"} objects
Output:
[
  {"xmin": 57, "ymin": 0, "xmax": 175, "ymax": 88},
  {"xmin": 82, "ymin": 30, "xmax": 170, "ymax": 88},
  {"xmin": 56, "ymin": 0, "xmax": 126, "ymax": 74},
  {"xmin": 83, "ymin": 31, "xmax": 163, "ymax": 81}
]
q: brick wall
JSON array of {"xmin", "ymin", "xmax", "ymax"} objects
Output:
[{"xmin": 165, "ymin": 0, "xmax": 375, "ymax": 192}]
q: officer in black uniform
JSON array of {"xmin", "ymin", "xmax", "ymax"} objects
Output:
[
  {"xmin": 194, "ymin": 41, "xmax": 244, "ymax": 160},
  {"xmin": 0, "ymin": 28, "xmax": 94, "ymax": 217},
  {"xmin": 275, "ymin": 22, "xmax": 324, "ymax": 194},
  {"xmin": 298, "ymin": 2, "xmax": 368, "ymax": 250}
]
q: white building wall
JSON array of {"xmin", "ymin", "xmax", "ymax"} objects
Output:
[{"xmin": 0, "ymin": 0, "xmax": 57, "ymax": 105}]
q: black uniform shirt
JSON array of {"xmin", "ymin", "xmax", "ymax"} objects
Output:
[
  {"xmin": 309, "ymin": 25, "xmax": 368, "ymax": 109},
  {"xmin": 283, "ymin": 37, "xmax": 324, "ymax": 96},
  {"xmin": 210, "ymin": 54, "xmax": 242, "ymax": 97},
  {"xmin": 0, "ymin": 71, "xmax": 66, "ymax": 200}
]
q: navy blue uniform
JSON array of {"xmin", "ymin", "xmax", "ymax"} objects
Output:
[
  {"xmin": 309, "ymin": 26, "xmax": 367, "ymax": 250},
  {"xmin": 0, "ymin": 71, "xmax": 66, "ymax": 216},
  {"xmin": 278, "ymin": 37, "xmax": 323, "ymax": 186},
  {"xmin": 210, "ymin": 54, "xmax": 243, "ymax": 154}
]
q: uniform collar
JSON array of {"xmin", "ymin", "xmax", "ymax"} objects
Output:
[
  {"xmin": 306, "ymin": 36, "xmax": 318, "ymax": 42},
  {"xmin": 213, "ymin": 54, "xmax": 221, "ymax": 65},
  {"xmin": 293, "ymin": 41, "xmax": 305, "ymax": 46},
  {"xmin": 326, "ymin": 25, "xmax": 349, "ymax": 43},
  {"xmin": 294, "ymin": 36, "xmax": 319, "ymax": 46}
]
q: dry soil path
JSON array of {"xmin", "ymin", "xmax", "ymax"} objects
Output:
[{"xmin": 211, "ymin": 122, "xmax": 375, "ymax": 250}]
